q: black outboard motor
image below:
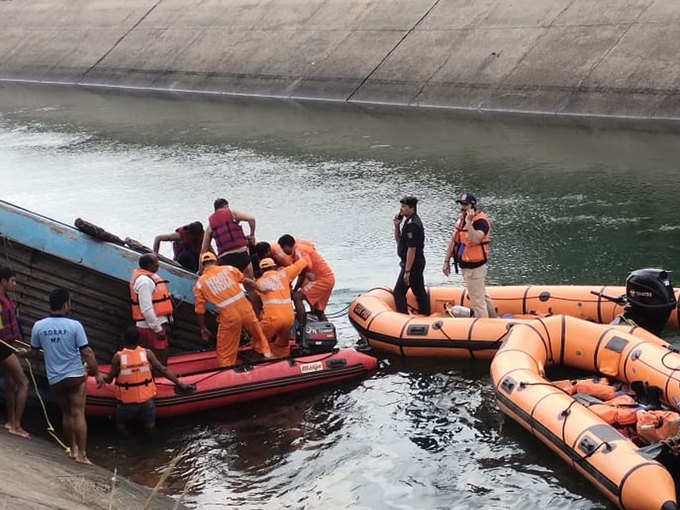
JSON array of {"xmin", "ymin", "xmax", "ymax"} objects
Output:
[
  {"xmin": 301, "ymin": 321, "xmax": 338, "ymax": 354},
  {"xmin": 618, "ymin": 268, "xmax": 677, "ymax": 336}
]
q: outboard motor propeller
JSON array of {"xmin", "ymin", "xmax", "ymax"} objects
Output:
[{"xmin": 617, "ymin": 268, "xmax": 677, "ymax": 336}]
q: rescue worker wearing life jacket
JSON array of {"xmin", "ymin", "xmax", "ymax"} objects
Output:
[
  {"xmin": 200, "ymin": 198, "xmax": 257, "ymax": 277},
  {"xmin": 0, "ymin": 266, "xmax": 29, "ymax": 439},
  {"xmin": 442, "ymin": 192, "xmax": 497, "ymax": 319},
  {"xmin": 153, "ymin": 221, "xmax": 204, "ymax": 273},
  {"xmin": 194, "ymin": 252, "xmax": 272, "ymax": 367},
  {"xmin": 103, "ymin": 326, "xmax": 194, "ymax": 432},
  {"xmin": 277, "ymin": 235, "xmax": 336, "ymax": 322},
  {"xmin": 256, "ymin": 257, "xmax": 308, "ymax": 358},
  {"xmin": 130, "ymin": 254, "xmax": 174, "ymax": 366}
]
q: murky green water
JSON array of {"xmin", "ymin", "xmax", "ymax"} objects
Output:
[{"xmin": 2, "ymin": 83, "xmax": 680, "ymax": 509}]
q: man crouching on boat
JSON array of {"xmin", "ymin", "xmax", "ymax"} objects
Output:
[
  {"xmin": 256, "ymin": 257, "xmax": 307, "ymax": 358},
  {"xmin": 103, "ymin": 326, "xmax": 194, "ymax": 433},
  {"xmin": 194, "ymin": 252, "xmax": 272, "ymax": 366}
]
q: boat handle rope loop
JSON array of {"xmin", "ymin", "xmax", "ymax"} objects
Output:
[{"xmin": 0, "ymin": 338, "xmax": 71, "ymax": 455}]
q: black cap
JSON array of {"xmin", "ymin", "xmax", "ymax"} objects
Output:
[
  {"xmin": 400, "ymin": 196, "xmax": 418, "ymax": 207},
  {"xmin": 455, "ymin": 192, "xmax": 477, "ymax": 205}
]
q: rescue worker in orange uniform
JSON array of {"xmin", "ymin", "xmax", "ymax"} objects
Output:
[
  {"xmin": 443, "ymin": 192, "xmax": 497, "ymax": 319},
  {"xmin": 130, "ymin": 254, "xmax": 174, "ymax": 366},
  {"xmin": 104, "ymin": 326, "xmax": 193, "ymax": 433},
  {"xmin": 277, "ymin": 235, "xmax": 335, "ymax": 322},
  {"xmin": 256, "ymin": 257, "xmax": 307, "ymax": 358},
  {"xmin": 254, "ymin": 238, "xmax": 315, "ymax": 269},
  {"xmin": 194, "ymin": 252, "xmax": 272, "ymax": 367}
]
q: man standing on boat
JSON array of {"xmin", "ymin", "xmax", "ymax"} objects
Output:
[
  {"xmin": 153, "ymin": 221, "xmax": 204, "ymax": 272},
  {"xmin": 194, "ymin": 252, "xmax": 272, "ymax": 367},
  {"xmin": 393, "ymin": 196, "xmax": 430, "ymax": 315},
  {"xmin": 0, "ymin": 267, "xmax": 30, "ymax": 439},
  {"xmin": 256, "ymin": 257, "xmax": 307, "ymax": 357},
  {"xmin": 103, "ymin": 326, "xmax": 193, "ymax": 433},
  {"xmin": 130, "ymin": 254, "xmax": 174, "ymax": 366},
  {"xmin": 277, "ymin": 235, "xmax": 335, "ymax": 322},
  {"xmin": 26, "ymin": 288, "xmax": 105, "ymax": 465},
  {"xmin": 443, "ymin": 192, "xmax": 497, "ymax": 318},
  {"xmin": 200, "ymin": 199, "xmax": 257, "ymax": 277}
]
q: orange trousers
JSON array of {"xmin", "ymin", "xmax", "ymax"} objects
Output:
[
  {"xmin": 261, "ymin": 310, "xmax": 295, "ymax": 358},
  {"xmin": 216, "ymin": 299, "xmax": 271, "ymax": 367}
]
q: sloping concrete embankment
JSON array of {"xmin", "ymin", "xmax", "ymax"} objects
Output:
[
  {"xmin": 1, "ymin": 0, "xmax": 680, "ymax": 120},
  {"xmin": 0, "ymin": 433, "xmax": 186, "ymax": 510}
]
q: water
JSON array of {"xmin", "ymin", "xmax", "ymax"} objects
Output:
[{"xmin": 2, "ymin": 83, "xmax": 680, "ymax": 509}]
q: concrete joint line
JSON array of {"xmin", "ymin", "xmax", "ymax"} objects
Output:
[
  {"xmin": 77, "ymin": 0, "xmax": 163, "ymax": 83},
  {"xmin": 345, "ymin": 0, "xmax": 442, "ymax": 102},
  {"xmin": 560, "ymin": 1, "xmax": 655, "ymax": 114}
]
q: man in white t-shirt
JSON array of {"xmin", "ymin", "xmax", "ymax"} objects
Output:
[{"xmin": 129, "ymin": 254, "xmax": 174, "ymax": 366}]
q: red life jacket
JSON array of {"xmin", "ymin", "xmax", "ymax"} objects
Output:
[
  {"xmin": 453, "ymin": 211, "xmax": 491, "ymax": 265},
  {"xmin": 114, "ymin": 346, "xmax": 157, "ymax": 404},
  {"xmin": 209, "ymin": 208, "xmax": 248, "ymax": 257},
  {"xmin": 129, "ymin": 270, "xmax": 174, "ymax": 322},
  {"xmin": 0, "ymin": 292, "xmax": 21, "ymax": 342},
  {"xmin": 172, "ymin": 224, "xmax": 203, "ymax": 260}
]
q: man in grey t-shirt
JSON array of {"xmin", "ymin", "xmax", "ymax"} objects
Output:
[{"xmin": 25, "ymin": 288, "xmax": 104, "ymax": 465}]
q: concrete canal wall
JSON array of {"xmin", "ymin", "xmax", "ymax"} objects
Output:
[{"xmin": 1, "ymin": 0, "xmax": 680, "ymax": 120}]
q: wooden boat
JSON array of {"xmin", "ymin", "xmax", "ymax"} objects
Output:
[
  {"xmin": 86, "ymin": 347, "xmax": 377, "ymax": 418},
  {"xmin": 0, "ymin": 200, "xmax": 204, "ymax": 363},
  {"xmin": 349, "ymin": 287, "xmax": 668, "ymax": 358},
  {"xmin": 491, "ymin": 314, "xmax": 679, "ymax": 510}
]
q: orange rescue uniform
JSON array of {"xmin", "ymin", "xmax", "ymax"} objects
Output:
[
  {"xmin": 293, "ymin": 242, "xmax": 335, "ymax": 312},
  {"xmin": 194, "ymin": 265, "xmax": 271, "ymax": 367},
  {"xmin": 270, "ymin": 238, "xmax": 313, "ymax": 267},
  {"xmin": 257, "ymin": 259, "xmax": 307, "ymax": 358}
]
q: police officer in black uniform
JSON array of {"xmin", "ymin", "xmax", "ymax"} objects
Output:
[{"xmin": 393, "ymin": 196, "xmax": 430, "ymax": 315}]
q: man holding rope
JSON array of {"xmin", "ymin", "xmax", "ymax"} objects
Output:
[{"xmin": 25, "ymin": 289, "xmax": 105, "ymax": 465}]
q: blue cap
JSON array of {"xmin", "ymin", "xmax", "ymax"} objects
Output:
[{"xmin": 456, "ymin": 192, "xmax": 477, "ymax": 205}]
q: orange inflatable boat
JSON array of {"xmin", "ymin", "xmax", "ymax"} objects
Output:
[
  {"xmin": 349, "ymin": 286, "xmax": 673, "ymax": 358},
  {"xmin": 491, "ymin": 314, "xmax": 680, "ymax": 510},
  {"xmin": 349, "ymin": 272, "xmax": 679, "ymax": 358}
]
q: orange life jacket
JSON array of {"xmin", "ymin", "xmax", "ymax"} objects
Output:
[
  {"xmin": 257, "ymin": 259, "xmax": 307, "ymax": 311},
  {"xmin": 453, "ymin": 211, "xmax": 491, "ymax": 264},
  {"xmin": 553, "ymin": 377, "xmax": 618, "ymax": 401},
  {"xmin": 114, "ymin": 346, "xmax": 157, "ymax": 404},
  {"xmin": 194, "ymin": 265, "xmax": 246, "ymax": 315},
  {"xmin": 130, "ymin": 270, "xmax": 174, "ymax": 321},
  {"xmin": 590, "ymin": 395, "xmax": 638, "ymax": 426},
  {"xmin": 636, "ymin": 410, "xmax": 680, "ymax": 443}
]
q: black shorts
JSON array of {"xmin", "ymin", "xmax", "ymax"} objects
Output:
[
  {"xmin": 218, "ymin": 251, "xmax": 251, "ymax": 271},
  {"xmin": 116, "ymin": 399, "xmax": 156, "ymax": 426},
  {"xmin": 0, "ymin": 342, "xmax": 13, "ymax": 363}
]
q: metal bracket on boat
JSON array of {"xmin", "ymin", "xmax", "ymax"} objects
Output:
[
  {"xmin": 234, "ymin": 364, "xmax": 254, "ymax": 373},
  {"xmin": 500, "ymin": 377, "xmax": 517, "ymax": 394},
  {"xmin": 579, "ymin": 436, "xmax": 613, "ymax": 458}
]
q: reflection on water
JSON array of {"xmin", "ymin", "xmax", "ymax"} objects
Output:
[{"xmin": 2, "ymin": 83, "xmax": 680, "ymax": 509}]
